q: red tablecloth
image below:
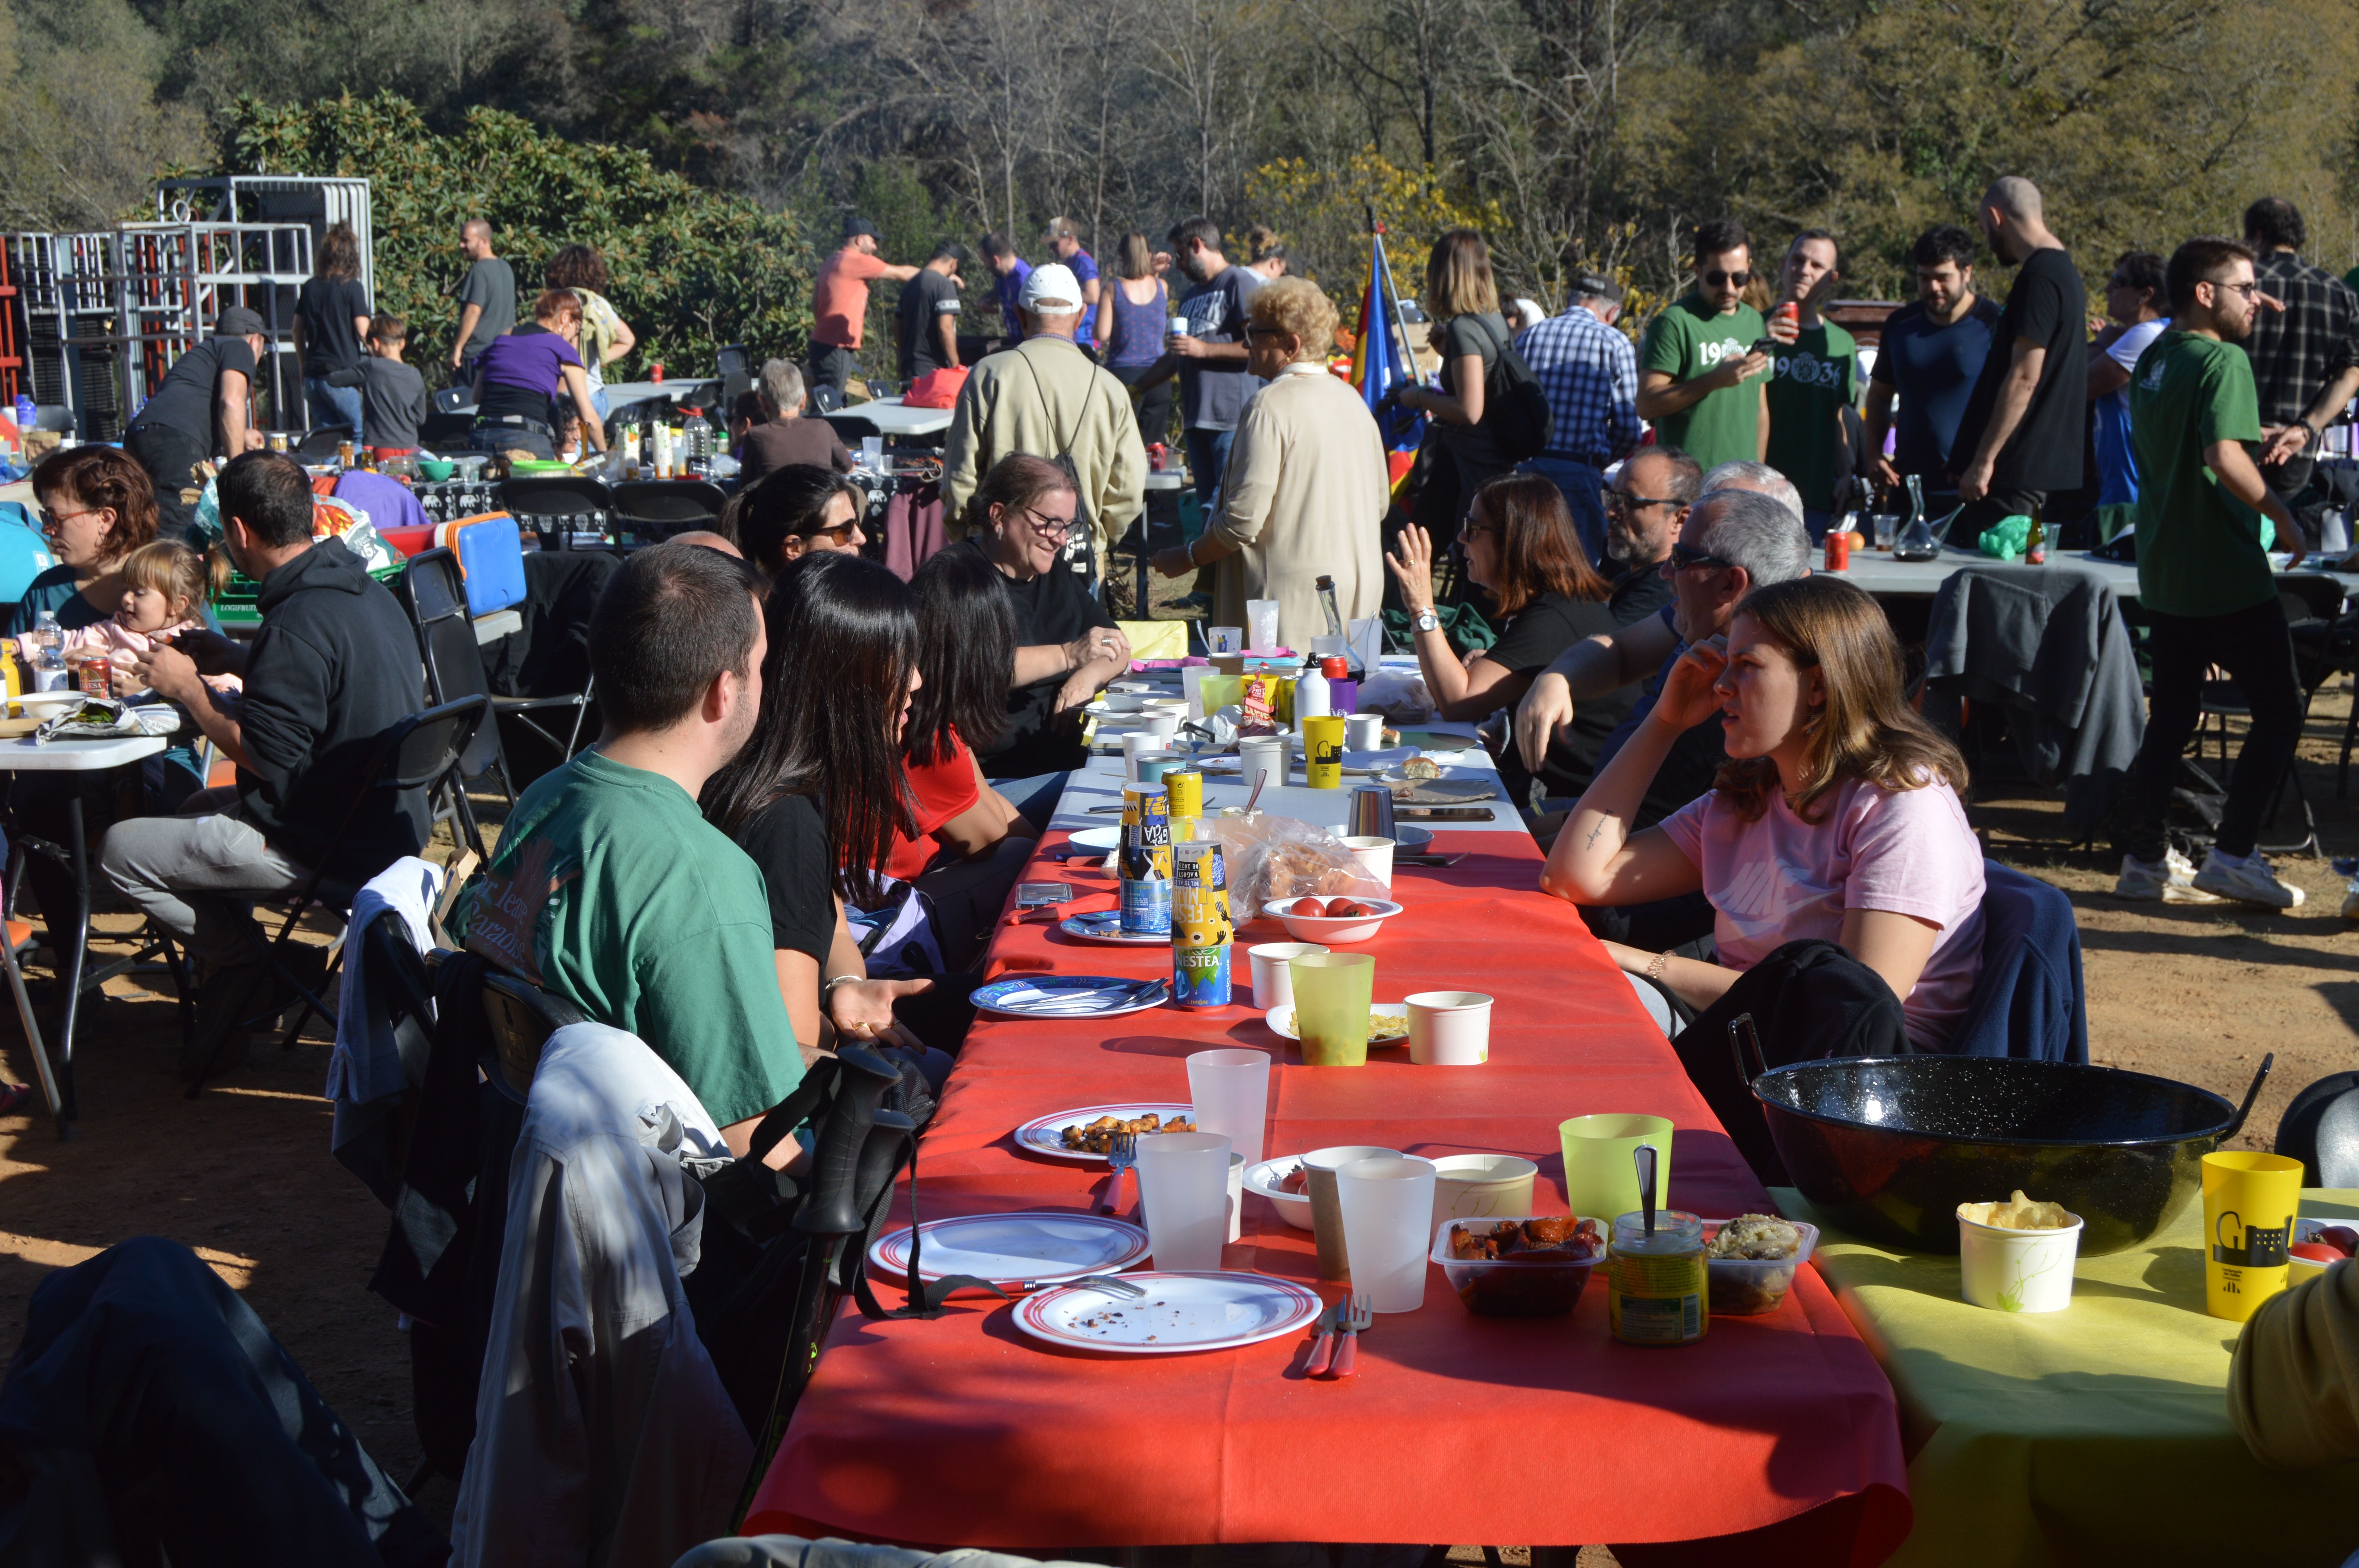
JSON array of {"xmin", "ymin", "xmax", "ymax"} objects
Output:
[{"xmin": 745, "ymin": 829, "xmax": 1911, "ymax": 1561}]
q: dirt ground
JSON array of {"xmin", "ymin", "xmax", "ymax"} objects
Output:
[{"xmin": 3, "ymin": 620, "xmax": 2355, "ymax": 1548}]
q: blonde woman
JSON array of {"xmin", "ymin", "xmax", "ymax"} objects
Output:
[
  {"xmin": 1151, "ymin": 277, "xmax": 1388, "ymax": 643},
  {"xmin": 1396, "ymin": 229, "xmax": 1512, "ymax": 549}
]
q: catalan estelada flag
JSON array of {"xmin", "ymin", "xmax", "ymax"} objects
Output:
[{"xmin": 1348, "ymin": 229, "xmax": 1423, "ymax": 479}]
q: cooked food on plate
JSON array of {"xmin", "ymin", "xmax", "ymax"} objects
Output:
[{"xmin": 1059, "ymin": 1112, "xmax": 1195, "ymax": 1153}]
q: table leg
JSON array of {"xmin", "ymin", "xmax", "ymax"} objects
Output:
[{"xmin": 55, "ymin": 794, "xmax": 89, "ymax": 1129}]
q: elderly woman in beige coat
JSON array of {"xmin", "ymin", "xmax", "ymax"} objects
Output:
[{"xmin": 1151, "ymin": 278, "xmax": 1388, "ymax": 646}]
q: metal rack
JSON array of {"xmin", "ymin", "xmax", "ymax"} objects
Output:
[{"xmin": 155, "ymin": 176, "xmax": 374, "ymax": 300}]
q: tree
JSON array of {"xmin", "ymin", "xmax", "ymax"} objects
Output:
[{"xmin": 2, "ymin": 0, "xmax": 205, "ymax": 231}]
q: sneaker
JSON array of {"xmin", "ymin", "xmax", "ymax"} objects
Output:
[
  {"xmin": 2191, "ymin": 848, "xmax": 2306, "ymax": 909},
  {"xmin": 2114, "ymin": 848, "xmax": 2215, "ymax": 901}
]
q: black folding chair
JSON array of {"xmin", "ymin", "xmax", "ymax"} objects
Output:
[
  {"xmin": 717, "ymin": 344, "xmax": 754, "ymax": 410},
  {"xmin": 294, "ymin": 428, "xmax": 349, "ymax": 461},
  {"xmin": 186, "ymin": 696, "xmax": 489, "ymax": 1096},
  {"xmin": 500, "ymin": 474, "xmax": 614, "ymax": 553},
  {"xmin": 400, "ymin": 547, "xmax": 593, "ymax": 808},
  {"xmin": 610, "ymin": 480, "xmax": 726, "ymax": 548},
  {"xmin": 422, "ymin": 387, "xmax": 474, "ymax": 449},
  {"xmin": 819, "ymin": 409, "xmax": 883, "ymax": 445}
]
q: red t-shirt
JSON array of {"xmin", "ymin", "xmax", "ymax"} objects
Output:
[
  {"xmin": 885, "ymin": 729, "xmax": 983, "ymax": 882},
  {"xmin": 812, "ymin": 247, "xmax": 891, "ymax": 350}
]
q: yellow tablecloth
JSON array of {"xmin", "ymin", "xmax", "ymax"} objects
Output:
[{"xmin": 1777, "ymin": 1187, "xmax": 2359, "ymax": 1567}]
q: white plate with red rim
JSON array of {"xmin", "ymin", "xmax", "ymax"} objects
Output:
[
  {"xmin": 1014, "ymin": 1102, "xmax": 1198, "ymax": 1162},
  {"xmin": 867, "ymin": 1211, "xmax": 1150, "ymax": 1288},
  {"xmin": 1014, "ymin": 1270, "xmax": 1324, "ymax": 1354}
]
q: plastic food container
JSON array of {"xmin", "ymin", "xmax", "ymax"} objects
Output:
[
  {"xmin": 1431, "ymin": 1216, "xmax": 1606, "ymax": 1317},
  {"xmin": 1701, "ymin": 1218, "xmax": 1820, "ymax": 1315}
]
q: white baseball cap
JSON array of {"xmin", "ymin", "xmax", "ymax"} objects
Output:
[{"xmin": 1018, "ymin": 263, "xmax": 1083, "ymax": 314}]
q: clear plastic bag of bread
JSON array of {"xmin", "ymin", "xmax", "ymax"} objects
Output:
[{"xmin": 1209, "ymin": 813, "xmax": 1390, "ymax": 911}]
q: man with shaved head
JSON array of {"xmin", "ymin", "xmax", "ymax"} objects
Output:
[
  {"xmin": 447, "ymin": 218, "xmax": 515, "ymax": 385},
  {"xmin": 1949, "ymin": 177, "xmax": 2086, "ymax": 537}
]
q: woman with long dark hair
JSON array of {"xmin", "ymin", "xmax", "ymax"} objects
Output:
[
  {"xmin": 736, "ymin": 463, "xmax": 869, "ymax": 580},
  {"xmin": 294, "ymin": 221, "xmax": 371, "ymax": 442},
  {"xmin": 702, "ymin": 552, "xmax": 948, "ymax": 1075},
  {"xmin": 545, "ymin": 243, "xmax": 636, "ymax": 417}
]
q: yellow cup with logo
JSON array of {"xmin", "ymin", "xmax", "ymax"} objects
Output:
[
  {"xmin": 2203, "ymin": 1150, "xmax": 2303, "ymax": 1321},
  {"xmin": 1303, "ymin": 714, "xmax": 1347, "ymax": 789}
]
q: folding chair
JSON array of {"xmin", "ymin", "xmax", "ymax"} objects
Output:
[
  {"xmin": 499, "ymin": 474, "xmax": 614, "ymax": 553},
  {"xmin": 294, "ymin": 428, "xmax": 348, "ymax": 461},
  {"xmin": 2199, "ymin": 576, "xmax": 2345, "ymax": 855},
  {"xmin": 610, "ymin": 479, "xmax": 726, "ymax": 548},
  {"xmin": 186, "ymin": 696, "xmax": 489, "ymax": 1096},
  {"xmin": 421, "ymin": 387, "xmax": 474, "ymax": 450},
  {"xmin": 400, "ymin": 547, "xmax": 593, "ymax": 807},
  {"xmin": 480, "ymin": 966, "xmax": 589, "ymax": 1105}
]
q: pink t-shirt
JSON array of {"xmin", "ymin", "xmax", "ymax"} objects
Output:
[{"xmin": 1658, "ymin": 773, "xmax": 1986, "ymax": 1048}]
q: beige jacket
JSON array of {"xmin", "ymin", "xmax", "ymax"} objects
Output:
[
  {"xmin": 943, "ymin": 336, "xmax": 1146, "ymax": 560},
  {"xmin": 1206, "ymin": 366, "xmax": 1390, "ymax": 646},
  {"xmin": 2230, "ymin": 1254, "xmax": 2359, "ymax": 1467}
]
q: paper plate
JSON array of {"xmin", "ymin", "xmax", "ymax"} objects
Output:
[
  {"xmin": 1060, "ymin": 910, "xmax": 1170, "ymax": 945},
  {"xmin": 1014, "ymin": 1102, "xmax": 1198, "ymax": 1162},
  {"xmin": 1066, "ymin": 826, "xmax": 1122, "ymax": 851},
  {"xmin": 867, "ymin": 1211, "xmax": 1150, "ymax": 1287},
  {"xmin": 973, "ymin": 975, "xmax": 1170, "ymax": 1019},
  {"xmin": 1014, "ymin": 1271, "xmax": 1324, "ymax": 1355},
  {"xmin": 1264, "ymin": 1001, "xmax": 1410, "ymax": 1043}
]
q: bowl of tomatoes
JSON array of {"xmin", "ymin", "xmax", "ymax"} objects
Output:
[
  {"xmin": 2289, "ymin": 1218, "xmax": 2359, "ymax": 1285},
  {"xmin": 1261, "ymin": 895, "xmax": 1403, "ymax": 944}
]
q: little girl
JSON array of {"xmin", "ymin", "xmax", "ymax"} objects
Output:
[{"xmin": 64, "ymin": 539, "xmax": 236, "ymax": 805}]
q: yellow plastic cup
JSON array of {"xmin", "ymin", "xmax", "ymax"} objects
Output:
[
  {"xmin": 1289, "ymin": 952, "xmax": 1374, "ymax": 1065},
  {"xmin": 1560, "ymin": 1114, "xmax": 1675, "ymax": 1224},
  {"xmin": 1303, "ymin": 714, "xmax": 1347, "ymax": 789},
  {"xmin": 2203, "ymin": 1150, "xmax": 2303, "ymax": 1322}
]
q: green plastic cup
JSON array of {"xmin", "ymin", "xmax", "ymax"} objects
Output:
[{"xmin": 1289, "ymin": 952, "xmax": 1374, "ymax": 1066}]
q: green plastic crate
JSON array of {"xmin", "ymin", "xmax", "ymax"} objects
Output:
[{"xmin": 214, "ymin": 560, "xmax": 404, "ymax": 628}]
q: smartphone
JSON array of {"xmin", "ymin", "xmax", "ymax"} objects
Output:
[{"xmin": 1014, "ymin": 882, "xmax": 1076, "ymax": 908}]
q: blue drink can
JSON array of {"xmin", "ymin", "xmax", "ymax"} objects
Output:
[{"xmin": 1120, "ymin": 784, "xmax": 1173, "ymax": 936}]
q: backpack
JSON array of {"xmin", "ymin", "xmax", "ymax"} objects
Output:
[
  {"xmin": 1471, "ymin": 314, "xmax": 1553, "ymax": 463},
  {"xmin": 1016, "ymin": 344, "xmax": 1109, "ymax": 595}
]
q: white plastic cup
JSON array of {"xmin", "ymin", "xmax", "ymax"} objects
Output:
[
  {"xmin": 1121, "ymin": 731, "xmax": 1162, "ymax": 771},
  {"xmin": 1336, "ymin": 1155, "xmax": 1439, "ymax": 1311},
  {"xmin": 1303, "ymin": 1144, "xmax": 1402, "ymax": 1281},
  {"xmin": 1246, "ymin": 598, "xmax": 1281, "ymax": 652},
  {"xmin": 1406, "ymin": 991, "xmax": 1493, "ymax": 1065},
  {"xmin": 1248, "ymin": 941, "xmax": 1327, "ymax": 1007},
  {"xmin": 1135, "ymin": 1131, "xmax": 1234, "ymax": 1272},
  {"xmin": 1187, "ymin": 1047, "xmax": 1270, "ymax": 1169},
  {"xmin": 1208, "ymin": 626, "xmax": 1244, "ymax": 655},
  {"xmin": 1142, "ymin": 710, "xmax": 1183, "ymax": 740},
  {"xmin": 1957, "ymin": 1207, "xmax": 2082, "ymax": 1313},
  {"xmin": 861, "ymin": 435, "xmax": 885, "ymax": 472},
  {"xmin": 1169, "ymin": 315, "xmax": 1190, "ymax": 338},
  {"xmin": 1181, "ymin": 664, "xmax": 1209, "ymax": 719},
  {"xmin": 1239, "ymin": 735, "xmax": 1289, "ymax": 793},
  {"xmin": 1341, "ymin": 835, "xmax": 1395, "ymax": 888},
  {"xmin": 1226, "ymin": 1152, "xmax": 1246, "ymax": 1243},
  {"xmin": 1344, "ymin": 713, "xmax": 1384, "ymax": 749}
]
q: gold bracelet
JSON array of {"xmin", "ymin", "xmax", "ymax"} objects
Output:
[{"xmin": 1644, "ymin": 949, "xmax": 1670, "ymax": 985}]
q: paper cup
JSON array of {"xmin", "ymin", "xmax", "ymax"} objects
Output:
[
  {"xmin": 1303, "ymin": 1145, "xmax": 1401, "ymax": 1281},
  {"xmin": 1559, "ymin": 1114, "xmax": 1673, "ymax": 1223},
  {"xmin": 1289, "ymin": 953, "xmax": 1374, "ymax": 1065},
  {"xmin": 1247, "ymin": 941, "xmax": 1327, "ymax": 1007},
  {"xmin": 1428, "ymin": 1153, "xmax": 1539, "ymax": 1235},
  {"xmin": 1406, "ymin": 991, "xmax": 1492, "ymax": 1065},
  {"xmin": 1225, "ymin": 1152, "xmax": 1246, "ymax": 1243},
  {"xmin": 1341, "ymin": 836, "xmax": 1395, "ymax": 888},
  {"xmin": 2204, "ymin": 1150, "xmax": 2303, "ymax": 1322},
  {"xmin": 1187, "ymin": 1047, "xmax": 1270, "ymax": 1169},
  {"xmin": 1135, "ymin": 1131, "xmax": 1233, "ymax": 1272},
  {"xmin": 1957, "ymin": 1207, "xmax": 2083, "ymax": 1313},
  {"xmin": 1337, "ymin": 1156, "xmax": 1439, "ymax": 1312},
  {"xmin": 1121, "ymin": 731, "xmax": 1162, "ymax": 771},
  {"xmin": 1345, "ymin": 713, "xmax": 1384, "ymax": 749}
]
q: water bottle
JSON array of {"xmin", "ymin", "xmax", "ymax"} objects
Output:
[{"xmin": 11, "ymin": 396, "xmax": 33, "ymax": 439}]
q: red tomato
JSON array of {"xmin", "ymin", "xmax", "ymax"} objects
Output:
[
  {"xmin": 2320, "ymin": 1226, "xmax": 2359, "ymax": 1256},
  {"xmin": 2291, "ymin": 1242, "xmax": 2344, "ymax": 1264},
  {"xmin": 1325, "ymin": 898, "xmax": 1359, "ymax": 918}
]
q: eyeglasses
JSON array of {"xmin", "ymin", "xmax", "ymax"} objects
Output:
[
  {"xmin": 1668, "ymin": 542, "xmax": 1734, "ymax": 573},
  {"xmin": 1604, "ymin": 489, "xmax": 1680, "ymax": 515},
  {"xmin": 1023, "ymin": 506, "xmax": 1075, "ymax": 539},
  {"xmin": 2216, "ymin": 279, "xmax": 2261, "ymax": 298},
  {"xmin": 37, "ymin": 506, "xmax": 100, "ymax": 531},
  {"xmin": 1701, "ymin": 269, "xmax": 1751, "ymax": 288},
  {"xmin": 1246, "ymin": 325, "xmax": 1291, "ymax": 340}
]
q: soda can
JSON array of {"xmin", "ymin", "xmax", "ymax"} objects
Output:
[
  {"xmin": 1171, "ymin": 841, "xmax": 1232, "ymax": 1008},
  {"xmin": 1164, "ymin": 769, "xmax": 1203, "ymax": 846},
  {"xmin": 1120, "ymin": 783, "xmax": 1173, "ymax": 936}
]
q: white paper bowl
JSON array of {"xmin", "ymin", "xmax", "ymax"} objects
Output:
[
  {"xmin": 1957, "ymin": 1205, "xmax": 2082, "ymax": 1313},
  {"xmin": 1261, "ymin": 896, "xmax": 1402, "ymax": 944}
]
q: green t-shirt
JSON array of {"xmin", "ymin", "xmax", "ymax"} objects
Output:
[
  {"xmin": 1639, "ymin": 293, "xmax": 1766, "ymax": 472},
  {"xmin": 2128, "ymin": 330, "xmax": 2274, "ymax": 619},
  {"xmin": 1764, "ymin": 320, "xmax": 1858, "ymax": 512},
  {"xmin": 451, "ymin": 749, "xmax": 803, "ymax": 1129}
]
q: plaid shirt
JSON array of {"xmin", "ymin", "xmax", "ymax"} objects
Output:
[
  {"xmin": 2245, "ymin": 252, "xmax": 2359, "ymax": 428},
  {"xmin": 1515, "ymin": 307, "xmax": 1642, "ymax": 463}
]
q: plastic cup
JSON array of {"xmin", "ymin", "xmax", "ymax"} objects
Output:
[
  {"xmin": 1238, "ymin": 735, "xmax": 1289, "ymax": 794},
  {"xmin": 1121, "ymin": 731, "xmax": 1162, "ymax": 773},
  {"xmin": 1559, "ymin": 1114, "xmax": 1674, "ymax": 1223},
  {"xmin": 861, "ymin": 436, "xmax": 885, "ymax": 472},
  {"xmin": 1341, "ymin": 835, "xmax": 1394, "ymax": 888},
  {"xmin": 1208, "ymin": 626, "xmax": 1244, "ymax": 655},
  {"xmin": 1406, "ymin": 990, "xmax": 1492, "ymax": 1065},
  {"xmin": 1247, "ymin": 941, "xmax": 1325, "ymax": 1007},
  {"xmin": 1336, "ymin": 1156, "xmax": 1439, "ymax": 1312},
  {"xmin": 1302, "ymin": 1144, "xmax": 1401, "ymax": 1281},
  {"xmin": 1290, "ymin": 953, "xmax": 1374, "ymax": 1065},
  {"xmin": 1181, "ymin": 664, "xmax": 1209, "ymax": 718},
  {"xmin": 1246, "ymin": 599, "xmax": 1281, "ymax": 652},
  {"xmin": 2203, "ymin": 1150, "xmax": 2304, "ymax": 1321},
  {"xmin": 1187, "ymin": 1047, "xmax": 1270, "ymax": 1169},
  {"xmin": 1958, "ymin": 1206, "xmax": 2083, "ymax": 1313},
  {"xmin": 1344, "ymin": 713, "xmax": 1384, "ymax": 749},
  {"xmin": 1303, "ymin": 715, "xmax": 1347, "ymax": 789},
  {"xmin": 1427, "ymin": 1153, "xmax": 1540, "ymax": 1236},
  {"xmin": 1134, "ymin": 1131, "xmax": 1233, "ymax": 1272},
  {"xmin": 1142, "ymin": 711, "xmax": 1183, "ymax": 740},
  {"xmin": 1169, "ymin": 315, "xmax": 1190, "ymax": 338}
]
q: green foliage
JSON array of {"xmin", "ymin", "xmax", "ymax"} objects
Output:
[
  {"xmin": 218, "ymin": 93, "xmax": 818, "ymax": 374},
  {"xmin": 3, "ymin": 0, "xmax": 206, "ymax": 231}
]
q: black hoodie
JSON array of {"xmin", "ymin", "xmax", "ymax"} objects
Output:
[{"xmin": 239, "ymin": 537, "xmax": 428, "ymax": 877}]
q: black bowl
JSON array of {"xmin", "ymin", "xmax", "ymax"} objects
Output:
[{"xmin": 1754, "ymin": 1056, "xmax": 2256, "ymax": 1256}]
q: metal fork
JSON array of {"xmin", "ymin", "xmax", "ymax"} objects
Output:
[
  {"xmin": 1100, "ymin": 1130, "xmax": 1139, "ymax": 1216},
  {"xmin": 1330, "ymin": 1293, "xmax": 1373, "ymax": 1377}
]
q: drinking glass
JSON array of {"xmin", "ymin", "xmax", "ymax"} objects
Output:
[
  {"xmin": 1186, "ymin": 1048, "xmax": 1270, "ymax": 1168},
  {"xmin": 1336, "ymin": 1156, "xmax": 1439, "ymax": 1311},
  {"xmin": 1872, "ymin": 513, "xmax": 1900, "ymax": 551},
  {"xmin": 1289, "ymin": 953, "xmax": 1374, "ymax": 1065},
  {"xmin": 1134, "ymin": 1131, "xmax": 1233, "ymax": 1271}
]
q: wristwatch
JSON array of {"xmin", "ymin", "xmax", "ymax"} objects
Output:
[{"xmin": 1414, "ymin": 608, "xmax": 1440, "ymax": 633}]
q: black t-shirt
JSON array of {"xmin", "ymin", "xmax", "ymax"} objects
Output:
[
  {"xmin": 898, "ymin": 270, "xmax": 962, "ymax": 380},
  {"xmin": 961, "ymin": 537, "xmax": 1118, "ymax": 778},
  {"xmin": 731, "ymin": 792, "xmax": 836, "ymax": 964},
  {"xmin": 1487, "ymin": 590, "xmax": 1596, "ymax": 677},
  {"xmin": 297, "ymin": 276, "xmax": 371, "ymax": 377},
  {"xmin": 132, "ymin": 337, "xmax": 257, "ymax": 451},
  {"xmin": 1606, "ymin": 561, "xmax": 1674, "ymax": 627},
  {"xmin": 1951, "ymin": 247, "xmax": 2088, "ymax": 492},
  {"xmin": 1490, "ymin": 592, "xmax": 1640, "ymax": 806}
]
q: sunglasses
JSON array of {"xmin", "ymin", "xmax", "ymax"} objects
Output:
[
  {"xmin": 1668, "ymin": 542, "xmax": 1734, "ymax": 573},
  {"xmin": 1604, "ymin": 489, "xmax": 1680, "ymax": 515},
  {"xmin": 1701, "ymin": 269, "xmax": 1751, "ymax": 288},
  {"xmin": 807, "ymin": 519, "xmax": 862, "ymax": 542}
]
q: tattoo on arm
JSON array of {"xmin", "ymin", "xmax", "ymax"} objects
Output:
[{"xmin": 1585, "ymin": 821, "xmax": 1605, "ymax": 853}]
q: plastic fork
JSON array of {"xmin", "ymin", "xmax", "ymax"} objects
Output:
[
  {"xmin": 1099, "ymin": 1129, "xmax": 1139, "ymax": 1216},
  {"xmin": 1330, "ymin": 1293, "xmax": 1373, "ymax": 1377}
]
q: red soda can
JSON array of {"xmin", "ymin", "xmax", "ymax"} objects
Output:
[
  {"xmin": 1149, "ymin": 443, "xmax": 1167, "ymax": 472},
  {"xmin": 649, "ymin": 362, "xmax": 665, "ymax": 384},
  {"xmin": 1826, "ymin": 526, "xmax": 1850, "ymax": 572}
]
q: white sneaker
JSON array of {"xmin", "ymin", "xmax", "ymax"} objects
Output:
[
  {"xmin": 2114, "ymin": 848, "xmax": 2215, "ymax": 901},
  {"xmin": 2192, "ymin": 848, "xmax": 2306, "ymax": 909}
]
